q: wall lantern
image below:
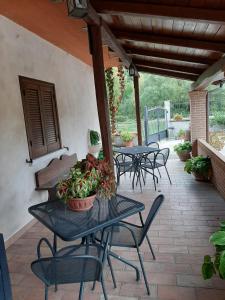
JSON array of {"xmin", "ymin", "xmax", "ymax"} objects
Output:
[
  {"xmin": 67, "ymin": 0, "xmax": 88, "ymax": 18},
  {"xmin": 129, "ymin": 63, "xmax": 136, "ymax": 77}
]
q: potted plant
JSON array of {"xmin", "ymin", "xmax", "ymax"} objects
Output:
[
  {"xmin": 174, "ymin": 141, "xmax": 192, "ymax": 161},
  {"xmin": 184, "ymin": 156, "xmax": 212, "ymax": 181},
  {"xmin": 176, "ymin": 129, "xmax": 186, "ymax": 140},
  {"xmin": 121, "ymin": 131, "xmax": 134, "ymax": 147},
  {"xmin": 202, "ymin": 221, "xmax": 225, "ymax": 280},
  {"xmin": 173, "ymin": 113, "xmax": 183, "ymax": 121},
  {"xmin": 88, "ymin": 130, "xmax": 101, "ymax": 157},
  {"xmin": 112, "ymin": 130, "xmax": 123, "ymax": 147},
  {"xmin": 57, "ymin": 154, "xmax": 115, "ymax": 212}
]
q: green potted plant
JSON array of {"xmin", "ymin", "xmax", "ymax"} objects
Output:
[
  {"xmin": 174, "ymin": 141, "xmax": 192, "ymax": 161},
  {"xmin": 57, "ymin": 154, "xmax": 115, "ymax": 211},
  {"xmin": 173, "ymin": 113, "xmax": 183, "ymax": 121},
  {"xmin": 121, "ymin": 131, "xmax": 134, "ymax": 147},
  {"xmin": 177, "ymin": 129, "xmax": 186, "ymax": 140},
  {"xmin": 88, "ymin": 129, "xmax": 101, "ymax": 157},
  {"xmin": 202, "ymin": 221, "xmax": 225, "ymax": 280},
  {"xmin": 184, "ymin": 156, "xmax": 212, "ymax": 181}
]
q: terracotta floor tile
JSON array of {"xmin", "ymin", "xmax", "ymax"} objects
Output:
[{"xmin": 7, "ymin": 157, "xmax": 225, "ymax": 300}]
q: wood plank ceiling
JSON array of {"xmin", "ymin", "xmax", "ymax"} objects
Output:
[{"xmin": 91, "ymin": 0, "xmax": 225, "ymax": 82}]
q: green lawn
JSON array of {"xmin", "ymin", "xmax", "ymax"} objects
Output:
[{"xmin": 117, "ymin": 119, "xmax": 166, "ymax": 135}]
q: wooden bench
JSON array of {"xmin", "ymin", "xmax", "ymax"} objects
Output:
[{"xmin": 35, "ymin": 153, "xmax": 77, "ymax": 201}]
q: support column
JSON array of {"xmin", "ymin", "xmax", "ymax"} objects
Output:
[
  {"xmin": 88, "ymin": 25, "xmax": 113, "ymax": 164},
  {"xmin": 133, "ymin": 75, "xmax": 142, "ymax": 145},
  {"xmin": 189, "ymin": 90, "xmax": 208, "ymax": 156}
]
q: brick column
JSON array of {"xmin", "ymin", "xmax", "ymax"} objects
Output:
[{"xmin": 189, "ymin": 90, "xmax": 208, "ymax": 156}]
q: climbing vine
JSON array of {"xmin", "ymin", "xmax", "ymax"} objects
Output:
[
  {"xmin": 118, "ymin": 65, "xmax": 125, "ymax": 103},
  {"xmin": 105, "ymin": 66, "xmax": 125, "ymax": 134}
]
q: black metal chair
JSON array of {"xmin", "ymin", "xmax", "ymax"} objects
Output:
[
  {"xmin": 145, "ymin": 142, "xmax": 160, "ymax": 162},
  {"xmin": 141, "ymin": 147, "xmax": 172, "ymax": 186},
  {"xmin": 95, "ymin": 194, "xmax": 164, "ymax": 295},
  {"xmin": 31, "ymin": 237, "xmax": 110, "ymax": 300},
  {"xmin": 113, "ymin": 153, "xmax": 134, "ymax": 185},
  {"xmin": 0, "ymin": 234, "xmax": 13, "ymax": 300},
  {"xmin": 147, "ymin": 141, "xmax": 159, "ymax": 148}
]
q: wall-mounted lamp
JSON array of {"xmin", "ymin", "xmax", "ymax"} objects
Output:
[{"xmin": 67, "ymin": 0, "xmax": 88, "ymax": 18}]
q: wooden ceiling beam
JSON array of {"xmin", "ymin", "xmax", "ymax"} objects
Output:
[
  {"xmin": 124, "ymin": 46, "xmax": 216, "ymax": 66},
  {"xmin": 133, "ymin": 58, "xmax": 205, "ymax": 75},
  {"xmin": 137, "ymin": 66, "xmax": 198, "ymax": 81},
  {"xmin": 114, "ymin": 29, "xmax": 225, "ymax": 52},
  {"xmin": 191, "ymin": 57, "xmax": 225, "ymax": 90},
  {"xmin": 92, "ymin": 1, "xmax": 225, "ymax": 24},
  {"xmin": 67, "ymin": 1, "xmax": 135, "ymax": 70}
]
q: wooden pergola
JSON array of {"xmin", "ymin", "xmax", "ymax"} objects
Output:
[{"xmin": 68, "ymin": 0, "xmax": 225, "ymax": 163}]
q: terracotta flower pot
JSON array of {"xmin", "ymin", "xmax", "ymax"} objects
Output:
[
  {"xmin": 177, "ymin": 150, "xmax": 191, "ymax": 162},
  {"xmin": 193, "ymin": 172, "xmax": 209, "ymax": 182},
  {"xmin": 68, "ymin": 194, "xmax": 96, "ymax": 212},
  {"xmin": 124, "ymin": 140, "xmax": 134, "ymax": 147}
]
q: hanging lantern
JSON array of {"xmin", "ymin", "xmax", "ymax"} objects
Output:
[
  {"xmin": 129, "ymin": 63, "xmax": 135, "ymax": 77},
  {"xmin": 67, "ymin": 0, "xmax": 88, "ymax": 18}
]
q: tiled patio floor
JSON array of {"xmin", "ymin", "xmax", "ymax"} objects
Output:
[{"xmin": 7, "ymin": 155, "xmax": 225, "ymax": 299}]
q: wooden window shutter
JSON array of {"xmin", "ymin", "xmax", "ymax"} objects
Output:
[
  {"xmin": 19, "ymin": 77, "xmax": 61, "ymax": 160},
  {"xmin": 20, "ymin": 80, "xmax": 47, "ymax": 159},
  {"xmin": 40, "ymin": 85, "xmax": 61, "ymax": 152}
]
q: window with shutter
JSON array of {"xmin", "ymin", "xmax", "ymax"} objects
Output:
[{"xmin": 19, "ymin": 77, "xmax": 61, "ymax": 160}]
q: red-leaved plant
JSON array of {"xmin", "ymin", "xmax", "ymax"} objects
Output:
[{"xmin": 57, "ymin": 154, "xmax": 116, "ymax": 202}]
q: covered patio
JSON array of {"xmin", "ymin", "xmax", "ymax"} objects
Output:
[
  {"xmin": 1, "ymin": 1, "xmax": 225, "ymax": 300},
  {"xmin": 8, "ymin": 155, "xmax": 225, "ymax": 300}
]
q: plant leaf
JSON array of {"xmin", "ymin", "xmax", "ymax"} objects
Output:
[
  {"xmin": 202, "ymin": 262, "xmax": 215, "ymax": 280},
  {"xmin": 204, "ymin": 255, "xmax": 212, "ymax": 263},
  {"xmin": 210, "ymin": 231, "xmax": 225, "ymax": 246},
  {"xmin": 219, "ymin": 251, "xmax": 225, "ymax": 279}
]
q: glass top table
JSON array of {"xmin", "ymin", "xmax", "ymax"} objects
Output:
[
  {"xmin": 113, "ymin": 146, "xmax": 159, "ymax": 191},
  {"xmin": 113, "ymin": 145, "xmax": 158, "ymax": 156},
  {"xmin": 28, "ymin": 194, "xmax": 145, "ymax": 241}
]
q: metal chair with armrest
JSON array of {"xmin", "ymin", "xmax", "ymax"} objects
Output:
[
  {"xmin": 95, "ymin": 194, "xmax": 164, "ymax": 295},
  {"xmin": 141, "ymin": 148, "xmax": 172, "ymax": 185},
  {"xmin": 0, "ymin": 233, "xmax": 13, "ymax": 300},
  {"xmin": 113, "ymin": 153, "xmax": 134, "ymax": 185},
  {"xmin": 32, "ymin": 234, "xmax": 111, "ymax": 300}
]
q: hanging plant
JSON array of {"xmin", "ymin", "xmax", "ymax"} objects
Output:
[
  {"xmin": 105, "ymin": 66, "xmax": 125, "ymax": 135},
  {"xmin": 117, "ymin": 65, "xmax": 125, "ymax": 104},
  {"xmin": 105, "ymin": 67, "xmax": 116, "ymax": 134}
]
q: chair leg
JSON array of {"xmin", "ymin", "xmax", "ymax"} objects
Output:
[
  {"xmin": 141, "ymin": 168, "xmax": 146, "ymax": 185},
  {"xmin": 146, "ymin": 235, "xmax": 156, "ymax": 260},
  {"xmin": 165, "ymin": 165, "xmax": 172, "ymax": 184},
  {"xmin": 152, "ymin": 169, "xmax": 157, "ymax": 191},
  {"xmin": 101, "ymin": 277, "xmax": 108, "ymax": 300},
  {"xmin": 79, "ymin": 282, "xmax": 84, "ymax": 300},
  {"xmin": 45, "ymin": 285, "xmax": 48, "ymax": 300},
  {"xmin": 157, "ymin": 167, "xmax": 161, "ymax": 178},
  {"xmin": 117, "ymin": 170, "xmax": 120, "ymax": 186},
  {"xmin": 109, "ymin": 251, "xmax": 140, "ymax": 281},
  {"xmin": 107, "ymin": 255, "xmax": 117, "ymax": 288},
  {"xmin": 136, "ymin": 246, "xmax": 150, "ymax": 295},
  {"xmin": 92, "ymin": 280, "xmax": 96, "ymax": 291}
]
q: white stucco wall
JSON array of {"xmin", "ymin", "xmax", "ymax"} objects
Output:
[{"xmin": 0, "ymin": 16, "xmax": 100, "ymax": 241}]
